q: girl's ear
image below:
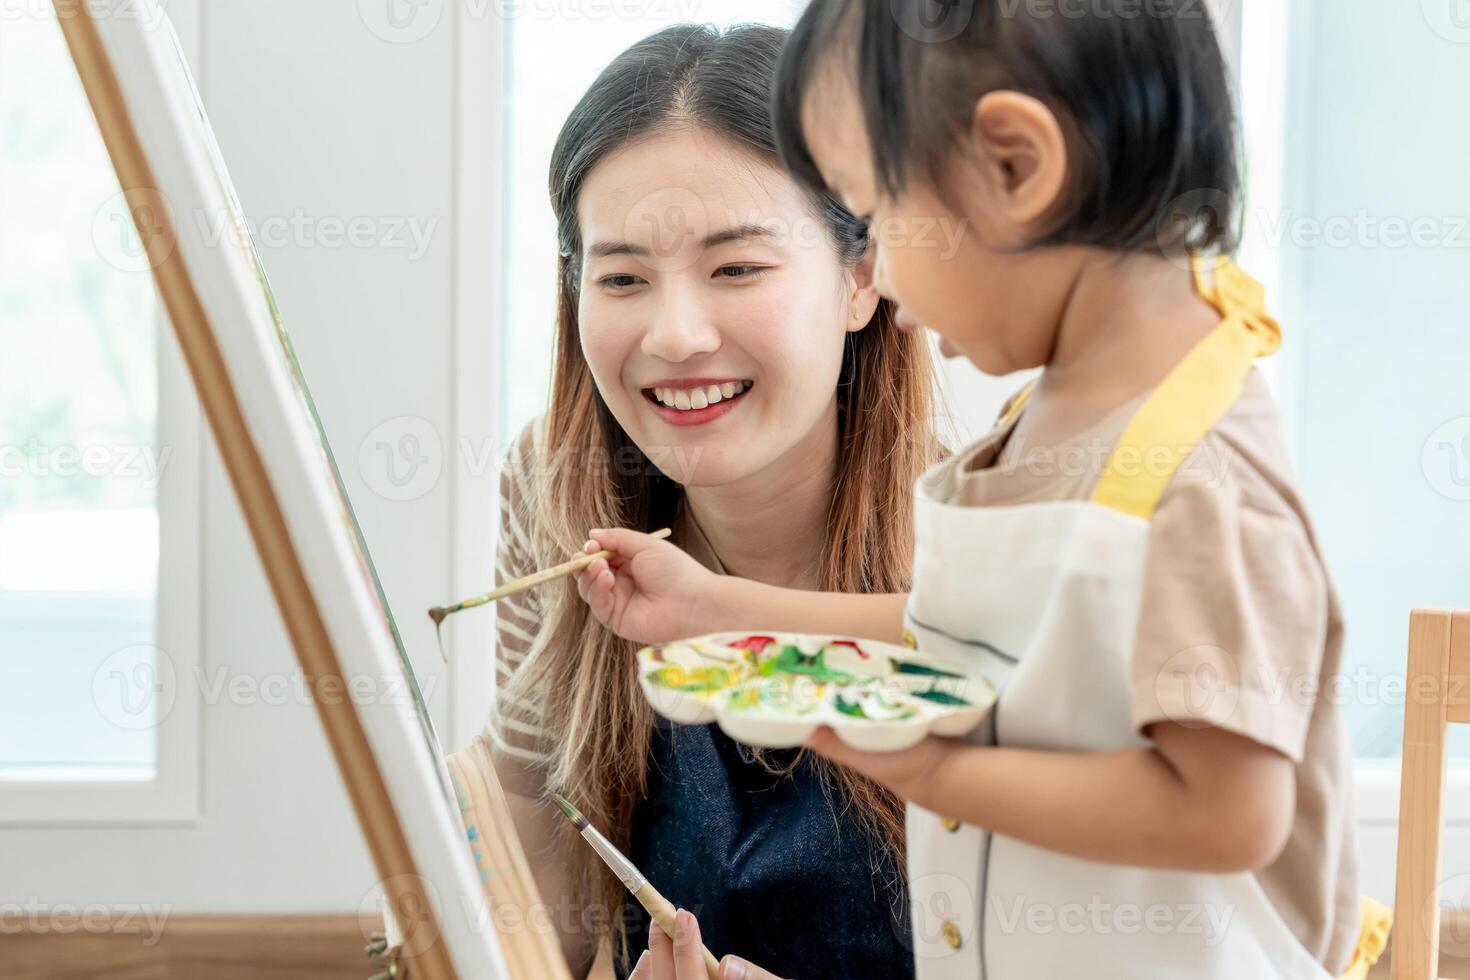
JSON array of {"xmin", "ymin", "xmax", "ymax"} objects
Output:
[
  {"xmin": 969, "ymin": 91, "xmax": 1069, "ymax": 234},
  {"xmin": 845, "ymin": 244, "xmax": 882, "ymax": 333}
]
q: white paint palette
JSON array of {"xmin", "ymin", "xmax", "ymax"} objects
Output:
[{"xmin": 637, "ymin": 632, "xmax": 996, "ymax": 752}]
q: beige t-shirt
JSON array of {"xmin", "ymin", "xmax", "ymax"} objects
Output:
[
  {"xmin": 923, "ymin": 369, "xmax": 1358, "ymax": 974},
  {"xmin": 486, "ymin": 418, "xmax": 724, "ymax": 799}
]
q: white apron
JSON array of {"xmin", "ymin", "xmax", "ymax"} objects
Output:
[{"xmin": 902, "ymin": 259, "xmax": 1332, "ymax": 979}]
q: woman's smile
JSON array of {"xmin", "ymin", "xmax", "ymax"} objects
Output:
[{"xmin": 641, "ymin": 377, "xmax": 754, "ymax": 427}]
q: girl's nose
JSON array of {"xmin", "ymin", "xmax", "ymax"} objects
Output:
[
  {"xmin": 872, "ymin": 240, "xmax": 896, "ymax": 301},
  {"xmin": 640, "ymin": 285, "xmax": 721, "ymax": 362}
]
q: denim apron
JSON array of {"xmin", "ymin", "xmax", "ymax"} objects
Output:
[
  {"xmin": 902, "ymin": 258, "xmax": 1334, "ymax": 979},
  {"xmin": 616, "ymin": 717, "xmax": 914, "ymax": 979}
]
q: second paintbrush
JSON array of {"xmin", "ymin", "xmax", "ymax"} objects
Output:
[{"xmin": 550, "ymin": 792, "xmax": 721, "ymax": 980}]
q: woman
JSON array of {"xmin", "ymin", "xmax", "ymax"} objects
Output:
[{"xmin": 488, "ymin": 23, "xmax": 940, "ymax": 979}]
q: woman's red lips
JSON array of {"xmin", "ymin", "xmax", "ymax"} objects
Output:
[{"xmin": 641, "ymin": 379, "xmax": 753, "ymax": 427}]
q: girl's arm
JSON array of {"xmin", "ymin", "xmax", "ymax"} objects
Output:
[
  {"xmin": 708, "ymin": 575, "xmax": 908, "ymax": 645},
  {"xmin": 585, "ymin": 532, "xmax": 1294, "ymax": 872},
  {"xmin": 808, "ymin": 721, "xmax": 1296, "ymax": 873},
  {"xmin": 578, "ymin": 527, "xmax": 908, "ymax": 645}
]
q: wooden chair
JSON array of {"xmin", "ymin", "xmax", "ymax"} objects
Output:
[{"xmin": 1393, "ymin": 608, "xmax": 1470, "ymax": 979}]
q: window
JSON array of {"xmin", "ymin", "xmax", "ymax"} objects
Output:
[
  {"xmin": 1241, "ymin": 3, "xmax": 1470, "ymax": 766},
  {"xmin": 0, "ymin": 11, "xmax": 201, "ymax": 822}
]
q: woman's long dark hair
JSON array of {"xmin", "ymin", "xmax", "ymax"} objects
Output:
[{"xmin": 505, "ymin": 22, "xmax": 941, "ymax": 969}]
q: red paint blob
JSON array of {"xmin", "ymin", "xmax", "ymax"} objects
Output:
[{"xmin": 730, "ymin": 635, "xmax": 777, "ymax": 654}]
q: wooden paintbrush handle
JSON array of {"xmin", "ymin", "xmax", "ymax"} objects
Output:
[
  {"xmin": 483, "ymin": 527, "xmax": 673, "ymax": 604},
  {"xmin": 633, "ymin": 881, "xmax": 721, "ymax": 980}
]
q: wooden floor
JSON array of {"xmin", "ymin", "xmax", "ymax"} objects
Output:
[
  {"xmin": 9, "ymin": 915, "xmax": 382, "ymax": 980},
  {"xmin": 8, "ymin": 911, "xmax": 1470, "ymax": 979}
]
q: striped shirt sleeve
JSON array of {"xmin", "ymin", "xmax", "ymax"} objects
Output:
[{"xmin": 485, "ymin": 422, "xmax": 556, "ymax": 794}]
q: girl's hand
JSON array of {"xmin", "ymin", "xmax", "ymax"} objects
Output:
[
  {"xmin": 575, "ymin": 527, "xmax": 723, "ymax": 644},
  {"xmin": 804, "ymin": 727, "xmax": 957, "ymax": 807},
  {"xmin": 629, "ymin": 909, "xmax": 786, "ymax": 980}
]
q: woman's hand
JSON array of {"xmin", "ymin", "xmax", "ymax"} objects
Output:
[
  {"xmin": 575, "ymin": 528, "xmax": 725, "ymax": 644},
  {"xmin": 629, "ymin": 909, "xmax": 786, "ymax": 980}
]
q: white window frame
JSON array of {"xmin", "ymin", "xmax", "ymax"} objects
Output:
[
  {"xmin": 446, "ymin": 0, "xmax": 508, "ymax": 749},
  {"xmin": 0, "ymin": 3, "xmax": 205, "ymax": 826},
  {"xmin": 0, "ymin": 324, "xmax": 205, "ymax": 826}
]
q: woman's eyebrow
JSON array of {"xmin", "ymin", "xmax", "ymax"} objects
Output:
[
  {"xmin": 586, "ymin": 223, "xmax": 777, "ymax": 258},
  {"xmin": 702, "ymin": 223, "xmax": 778, "ymax": 248}
]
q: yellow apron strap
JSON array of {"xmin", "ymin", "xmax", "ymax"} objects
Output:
[
  {"xmin": 997, "ymin": 380, "xmax": 1038, "ymax": 430},
  {"xmin": 1090, "ymin": 256, "xmax": 1282, "ymax": 520}
]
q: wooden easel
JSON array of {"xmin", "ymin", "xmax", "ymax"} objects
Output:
[{"xmin": 1393, "ymin": 608, "xmax": 1470, "ymax": 979}]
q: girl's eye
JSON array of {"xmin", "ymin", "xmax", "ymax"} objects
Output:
[
  {"xmin": 598, "ymin": 274, "xmax": 644, "ymax": 290},
  {"xmin": 714, "ymin": 264, "xmax": 770, "ymax": 280}
]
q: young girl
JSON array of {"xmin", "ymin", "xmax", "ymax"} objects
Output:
[{"xmin": 581, "ymin": 3, "xmax": 1386, "ymax": 978}]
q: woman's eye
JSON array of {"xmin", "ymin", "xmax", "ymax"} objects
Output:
[
  {"xmin": 598, "ymin": 274, "xmax": 643, "ymax": 290},
  {"xmin": 714, "ymin": 264, "xmax": 769, "ymax": 280}
]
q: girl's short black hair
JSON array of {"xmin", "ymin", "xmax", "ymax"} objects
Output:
[{"xmin": 773, "ymin": 0, "xmax": 1241, "ymax": 254}]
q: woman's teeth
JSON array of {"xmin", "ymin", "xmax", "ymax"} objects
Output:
[{"xmin": 651, "ymin": 381, "xmax": 752, "ymax": 410}]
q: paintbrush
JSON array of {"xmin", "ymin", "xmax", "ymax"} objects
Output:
[
  {"xmin": 427, "ymin": 527, "xmax": 673, "ymax": 658},
  {"xmin": 550, "ymin": 793, "xmax": 721, "ymax": 980}
]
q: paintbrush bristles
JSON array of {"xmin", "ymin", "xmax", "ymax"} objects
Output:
[{"xmin": 550, "ymin": 793, "xmax": 588, "ymax": 830}]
